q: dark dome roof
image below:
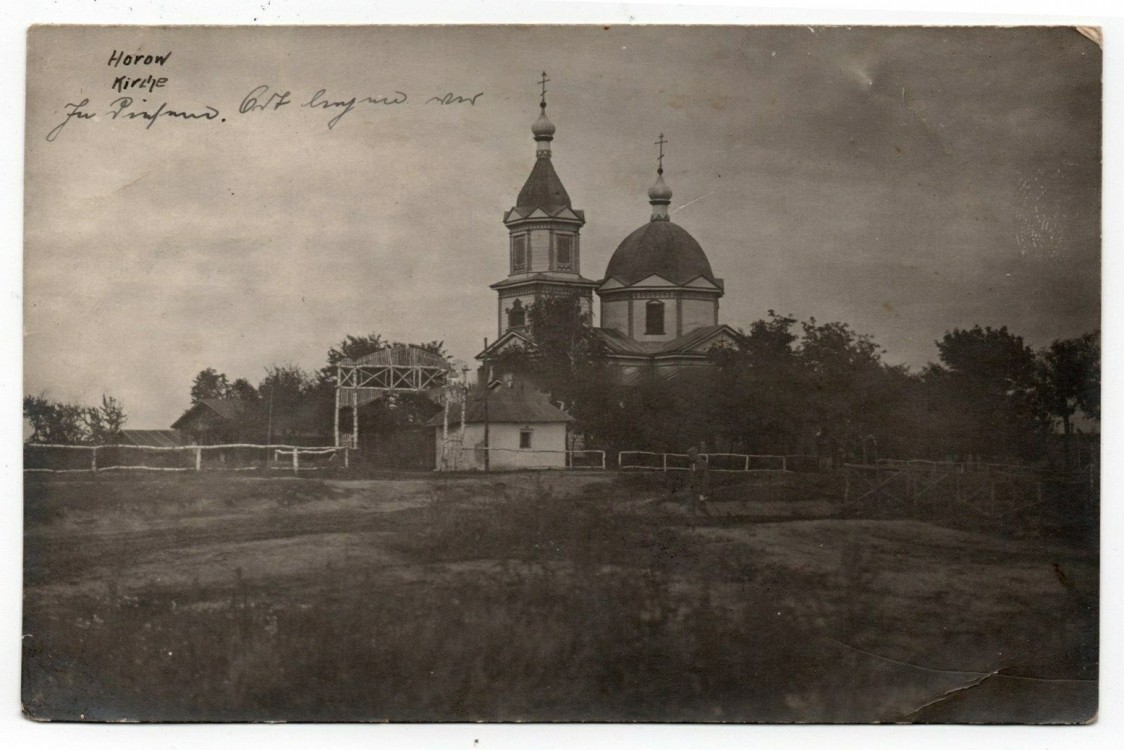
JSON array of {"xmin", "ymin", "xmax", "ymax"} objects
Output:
[
  {"xmin": 604, "ymin": 221, "xmax": 716, "ymax": 286},
  {"xmin": 516, "ymin": 157, "xmax": 571, "ymax": 210}
]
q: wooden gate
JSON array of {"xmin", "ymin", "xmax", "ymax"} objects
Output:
[{"xmin": 842, "ymin": 461, "xmax": 1044, "ymax": 519}]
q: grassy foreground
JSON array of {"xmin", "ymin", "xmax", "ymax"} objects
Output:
[{"xmin": 22, "ymin": 471, "xmax": 1097, "ymax": 722}]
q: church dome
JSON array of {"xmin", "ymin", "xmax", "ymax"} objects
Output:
[{"xmin": 604, "ymin": 220, "xmax": 716, "ymax": 286}]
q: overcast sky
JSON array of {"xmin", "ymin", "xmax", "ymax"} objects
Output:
[{"xmin": 24, "ymin": 25, "xmax": 1100, "ymax": 427}]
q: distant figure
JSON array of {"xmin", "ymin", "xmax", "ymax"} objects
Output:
[{"xmin": 686, "ymin": 446, "xmax": 712, "ymax": 517}]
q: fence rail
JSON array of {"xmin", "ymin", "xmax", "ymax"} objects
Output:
[
  {"xmin": 617, "ymin": 451, "xmax": 818, "ymax": 473},
  {"xmin": 439, "ymin": 445, "xmax": 607, "ymax": 471},
  {"xmin": 24, "ymin": 443, "xmax": 349, "ymax": 474}
]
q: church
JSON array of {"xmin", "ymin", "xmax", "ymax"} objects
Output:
[{"xmin": 479, "ymin": 76, "xmax": 743, "ymax": 383}]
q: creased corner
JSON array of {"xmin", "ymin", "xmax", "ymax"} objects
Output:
[{"xmin": 1075, "ymin": 27, "xmax": 1103, "ymax": 49}]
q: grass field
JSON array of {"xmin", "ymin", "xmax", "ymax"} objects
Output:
[{"xmin": 22, "ymin": 470, "xmax": 1097, "ymax": 723}]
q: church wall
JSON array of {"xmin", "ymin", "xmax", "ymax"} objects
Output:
[
  {"xmin": 681, "ymin": 297, "xmax": 718, "ymax": 331},
  {"xmin": 600, "ymin": 298, "xmax": 629, "ymax": 336}
]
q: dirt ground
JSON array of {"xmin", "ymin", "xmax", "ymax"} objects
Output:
[{"xmin": 22, "ymin": 470, "xmax": 1097, "ymax": 723}]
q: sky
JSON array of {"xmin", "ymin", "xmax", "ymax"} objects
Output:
[{"xmin": 23, "ymin": 25, "xmax": 1101, "ymax": 427}]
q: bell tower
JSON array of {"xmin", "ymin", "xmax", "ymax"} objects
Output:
[{"xmin": 490, "ymin": 72, "xmax": 597, "ymax": 339}]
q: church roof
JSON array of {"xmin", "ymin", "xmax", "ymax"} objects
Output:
[
  {"xmin": 593, "ymin": 324, "xmax": 743, "ymax": 357},
  {"xmin": 515, "ymin": 156, "xmax": 572, "ymax": 211},
  {"xmin": 490, "ymin": 271, "xmax": 598, "ymax": 290},
  {"xmin": 603, "ymin": 220, "xmax": 718, "ymax": 287}
]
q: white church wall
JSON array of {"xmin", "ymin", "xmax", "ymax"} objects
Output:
[
  {"xmin": 681, "ymin": 297, "xmax": 718, "ymax": 331},
  {"xmin": 600, "ymin": 298, "xmax": 629, "ymax": 336}
]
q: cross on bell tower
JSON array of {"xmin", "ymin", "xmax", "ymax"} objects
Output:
[{"xmin": 487, "ymin": 71, "xmax": 596, "ymax": 343}]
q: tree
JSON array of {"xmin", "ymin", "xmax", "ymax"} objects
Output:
[
  {"xmin": 190, "ymin": 368, "xmax": 231, "ymax": 403},
  {"xmin": 24, "ymin": 393, "xmax": 127, "ymax": 445},
  {"xmin": 488, "ymin": 295, "xmax": 610, "ymax": 443},
  {"xmin": 85, "ymin": 394, "xmax": 128, "ymax": 444},
  {"xmin": 227, "ymin": 378, "xmax": 259, "ymax": 401},
  {"xmin": 24, "ymin": 395, "xmax": 88, "ymax": 444},
  {"xmin": 926, "ymin": 325, "xmax": 1043, "ymax": 460},
  {"xmin": 1036, "ymin": 332, "xmax": 1100, "ymax": 466}
]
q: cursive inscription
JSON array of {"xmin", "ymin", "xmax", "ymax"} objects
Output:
[
  {"xmin": 240, "ymin": 84, "xmax": 293, "ymax": 113},
  {"xmin": 106, "ymin": 97, "xmax": 220, "ymax": 129},
  {"xmin": 46, "ymin": 99, "xmax": 96, "ymax": 142},
  {"xmin": 300, "ymin": 88, "xmax": 408, "ymax": 130},
  {"xmin": 426, "ymin": 92, "xmax": 484, "ymax": 106},
  {"xmin": 45, "ymin": 84, "xmax": 487, "ymax": 142}
]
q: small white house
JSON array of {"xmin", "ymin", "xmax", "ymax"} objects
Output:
[{"xmin": 426, "ymin": 376, "xmax": 574, "ymax": 471}]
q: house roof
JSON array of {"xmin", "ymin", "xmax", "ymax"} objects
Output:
[
  {"xmin": 171, "ymin": 398, "xmax": 252, "ymax": 429},
  {"xmin": 425, "ymin": 378, "xmax": 573, "ymax": 427},
  {"xmin": 119, "ymin": 429, "xmax": 186, "ymax": 448}
]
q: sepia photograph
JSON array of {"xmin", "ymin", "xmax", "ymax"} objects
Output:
[{"xmin": 20, "ymin": 23, "xmax": 1100, "ymax": 724}]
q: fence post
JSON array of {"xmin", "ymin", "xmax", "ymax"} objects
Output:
[
  {"xmin": 90, "ymin": 446, "xmax": 97, "ymax": 473},
  {"xmin": 195, "ymin": 447, "xmax": 202, "ymax": 472},
  {"xmin": 662, "ymin": 453, "xmax": 668, "ymax": 471},
  {"xmin": 782, "ymin": 455, "xmax": 787, "ymax": 472},
  {"xmin": 343, "ymin": 447, "xmax": 349, "ymax": 469},
  {"xmin": 292, "ymin": 448, "xmax": 300, "ymax": 474}
]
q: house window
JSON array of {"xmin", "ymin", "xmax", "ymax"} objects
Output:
[
  {"xmin": 508, "ymin": 299, "xmax": 526, "ymax": 329},
  {"xmin": 511, "ymin": 235, "xmax": 527, "ymax": 272},
  {"xmin": 519, "ymin": 428, "xmax": 533, "ymax": 449},
  {"xmin": 555, "ymin": 234, "xmax": 574, "ymax": 270},
  {"xmin": 645, "ymin": 299, "xmax": 665, "ymax": 335}
]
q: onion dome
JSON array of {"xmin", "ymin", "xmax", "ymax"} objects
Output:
[
  {"xmin": 648, "ymin": 172, "xmax": 673, "ymax": 211},
  {"xmin": 532, "ymin": 107, "xmax": 556, "ymax": 140}
]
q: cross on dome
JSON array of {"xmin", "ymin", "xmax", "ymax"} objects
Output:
[
  {"xmin": 648, "ymin": 133, "xmax": 673, "ymax": 219},
  {"xmin": 655, "ymin": 133, "xmax": 667, "ymax": 175},
  {"xmin": 538, "ymin": 71, "xmax": 550, "ymax": 109}
]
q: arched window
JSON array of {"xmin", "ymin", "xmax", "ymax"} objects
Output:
[
  {"xmin": 508, "ymin": 299, "xmax": 526, "ymax": 329},
  {"xmin": 645, "ymin": 299, "xmax": 665, "ymax": 335}
]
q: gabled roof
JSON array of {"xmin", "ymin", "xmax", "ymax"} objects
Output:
[
  {"xmin": 477, "ymin": 328, "xmax": 536, "ymax": 360},
  {"xmin": 425, "ymin": 378, "xmax": 574, "ymax": 427}
]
